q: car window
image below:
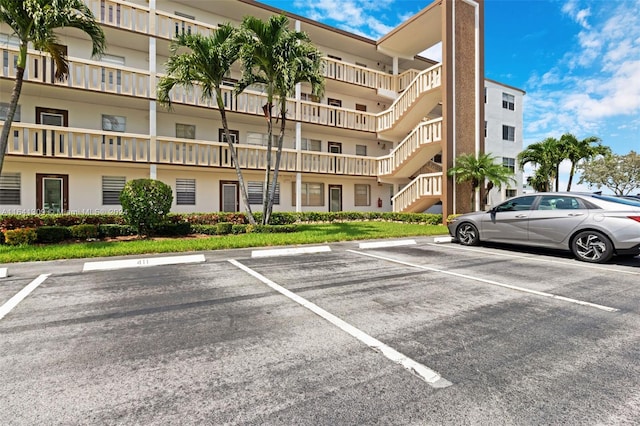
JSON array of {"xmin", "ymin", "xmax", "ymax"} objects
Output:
[
  {"xmin": 593, "ymin": 195, "xmax": 640, "ymax": 207},
  {"xmin": 496, "ymin": 195, "xmax": 536, "ymax": 212},
  {"xmin": 537, "ymin": 196, "xmax": 580, "ymax": 210}
]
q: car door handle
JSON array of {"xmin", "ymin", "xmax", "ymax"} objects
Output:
[
  {"xmin": 568, "ymin": 213, "xmax": 584, "ymax": 217},
  {"xmin": 515, "ymin": 214, "xmax": 528, "ymax": 218}
]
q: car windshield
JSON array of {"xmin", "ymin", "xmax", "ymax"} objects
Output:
[{"xmin": 592, "ymin": 194, "xmax": 640, "ymax": 207}]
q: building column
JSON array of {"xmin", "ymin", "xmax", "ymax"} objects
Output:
[
  {"xmin": 441, "ymin": 0, "xmax": 484, "ymax": 218},
  {"xmin": 148, "ymin": 0, "xmax": 157, "ymax": 179}
]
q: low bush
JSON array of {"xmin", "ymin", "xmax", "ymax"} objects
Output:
[
  {"xmin": 98, "ymin": 224, "xmax": 136, "ymax": 238},
  {"xmin": 120, "ymin": 178, "xmax": 173, "ymax": 236},
  {"xmin": 156, "ymin": 222, "xmax": 191, "ymax": 237},
  {"xmin": 36, "ymin": 226, "xmax": 70, "ymax": 244},
  {"xmin": 247, "ymin": 224, "xmax": 297, "ymax": 233},
  {"xmin": 231, "ymin": 224, "xmax": 247, "ymax": 234},
  {"xmin": 70, "ymin": 224, "xmax": 99, "ymax": 240},
  {"xmin": 216, "ymin": 222, "xmax": 233, "ymax": 235},
  {"xmin": 190, "ymin": 224, "xmax": 218, "ymax": 235},
  {"xmin": 4, "ymin": 228, "xmax": 37, "ymax": 245}
]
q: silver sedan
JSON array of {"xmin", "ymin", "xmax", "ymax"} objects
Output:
[{"xmin": 447, "ymin": 193, "xmax": 640, "ymax": 263}]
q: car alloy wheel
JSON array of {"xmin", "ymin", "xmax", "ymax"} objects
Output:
[
  {"xmin": 572, "ymin": 230, "xmax": 614, "ymax": 263},
  {"xmin": 456, "ymin": 223, "xmax": 479, "ymax": 246}
]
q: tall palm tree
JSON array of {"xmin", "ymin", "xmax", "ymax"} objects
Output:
[
  {"xmin": 518, "ymin": 137, "xmax": 563, "ymax": 192},
  {"xmin": 237, "ymin": 15, "xmax": 324, "ymax": 225},
  {"xmin": 447, "ymin": 153, "xmax": 515, "ymax": 211},
  {"xmin": 0, "ymin": 0, "xmax": 106, "ymax": 176},
  {"xmin": 559, "ymin": 133, "xmax": 610, "ymax": 191},
  {"xmin": 157, "ymin": 27, "xmax": 257, "ymax": 225}
]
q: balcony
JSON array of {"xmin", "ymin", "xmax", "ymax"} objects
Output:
[
  {"xmin": 2, "ymin": 122, "xmax": 379, "ymax": 177},
  {"xmin": 0, "ymin": 47, "xmax": 150, "ymax": 98},
  {"xmin": 85, "ymin": 0, "xmax": 149, "ymax": 34}
]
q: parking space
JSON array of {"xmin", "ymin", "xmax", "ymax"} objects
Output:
[{"xmin": 1, "ymin": 239, "xmax": 639, "ymax": 424}]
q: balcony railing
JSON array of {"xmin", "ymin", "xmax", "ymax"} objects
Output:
[
  {"xmin": 0, "ymin": 48, "xmax": 150, "ymax": 98},
  {"xmin": 378, "ymin": 118, "xmax": 442, "ymax": 176},
  {"xmin": 392, "ymin": 173, "xmax": 442, "ymax": 212},
  {"xmin": 85, "ymin": 0, "xmax": 149, "ymax": 33},
  {"xmin": 2, "ymin": 122, "xmax": 379, "ymax": 177},
  {"xmin": 377, "ymin": 64, "xmax": 442, "ymax": 132},
  {"xmin": 156, "ymin": 10, "xmax": 218, "ymax": 40},
  {"xmin": 4, "ymin": 122, "xmax": 150, "ymax": 162}
]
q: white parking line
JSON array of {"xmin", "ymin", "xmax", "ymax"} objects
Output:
[
  {"xmin": 0, "ymin": 274, "xmax": 50, "ymax": 321},
  {"xmin": 425, "ymin": 243, "xmax": 640, "ymax": 276},
  {"xmin": 348, "ymin": 250, "xmax": 619, "ymax": 313},
  {"xmin": 228, "ymin": 259, "xmax": 452, "ymax": 388},
  {"xmin": 251, "ymin": 245, "xmax": 331, "ymax": 258},
  {"xmin": 83, "ymin": 254, "xmax": 205, "ymax": 272},
  {"xmin": 359, "ymin": 239, "xmax": 416, "ymax": 249}
]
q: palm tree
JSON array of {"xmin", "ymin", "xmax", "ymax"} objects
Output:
[
  {"xmin": 447, "ymin": 153, "xmax": 515, "ymax": 211},
  {"xmin": 559, "ymin": 133, "xmax": 610, "ymax": 191},
  {"xmin": 0, "ymin": 0, "xmax": 106, "ymax": 176},
  {"xmin": 157, "ymin": 27, "xmax": 257, "ymax": 225},
  {"xmin": 518, "ymin": 137, "xmax": 563, "ymax": 192},
  {"xmin": 237, "ymin": 15, "xmax": 324, "ymax": 225}
]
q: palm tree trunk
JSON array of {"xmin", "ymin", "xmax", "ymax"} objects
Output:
[
  {"xmin": 216, "ymin": 92, "xmax": 256, "ymax": 225},
  {"xmin": 262, "ymin": 100, "xmax": 274, "ymax": 225},
  {"xmin": 566, "ymin": 162, "xmax": 576, "ymax": 191},
  {"xmin": 266, "ymin": 102, "xmax": 287, "ymax": 222},
  {"xmin": 0, "ymin": 67, "xmax": 25, "ymax": 176}
]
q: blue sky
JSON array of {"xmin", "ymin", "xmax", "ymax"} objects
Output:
[{"xmin": 261, "ymin": 0, "xmax": 640, "ymax": 188}]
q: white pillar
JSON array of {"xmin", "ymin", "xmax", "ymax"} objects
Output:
[{"xmin": 148, "ymin": 0, "xmax": 157, "ymax": 179}]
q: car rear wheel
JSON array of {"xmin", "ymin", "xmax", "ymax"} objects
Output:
[
  {"xmin": 456, "ymin": 223, "xmax": 479, "ymax": 246},
  {"xmin": 571, "ymin": 230, "xmax": 614, "ymax": 263}
]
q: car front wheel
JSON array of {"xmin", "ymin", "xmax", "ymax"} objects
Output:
[
  {"xmin": 571, "ymin": 230, "xmax": 614, "ymax": 263},
  {"xmin": 456, "ymin": 222, "xmax": 480, "ymax": 246}
]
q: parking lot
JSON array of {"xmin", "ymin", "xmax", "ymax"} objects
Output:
[{"xmin": 1, "ymin": 238, "xmax": 639, "ymax": 425}]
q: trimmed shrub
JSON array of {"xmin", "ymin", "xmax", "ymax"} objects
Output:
[
  {"xmin": 231, "ymin": 224, "xmax": 247, "ymax": 234},
  {"xmin": 4, "ymin": 228, "xmax": 37, "ymax": 245},
  {"xmin": 70, "ymin": 224, "xmax": 99, "ymax": 240},
  {"xmin": 98, "ymin": 224, "xmax": 136, "ymax": 238},
  {"xmin": 156, "ymin": 222, "xmax": 191, "ymax": 237},
  {"xmin": 190, "ymin": 224, "xmax": 218, "ymax": 235},
  {"xmin": 36, "ymin": 226, "xmax": 70, "ymax": 244},
  {"xmin": 250, "ymin": 224, "xmax": 297, "ymax": 233},
  {"xmin": 216, "ymin": 222, "xmax": 233, "ymax": 235},
  {"xmin": 119, "ymin": 179, "xmax": 173, "ymax": 236}
]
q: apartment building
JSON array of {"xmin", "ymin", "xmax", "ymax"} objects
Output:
[
  {"xmin": 484, "ymin": 79, "xmax": 525, "ymax": 207},
  {"xmin": 0, "ymin": 0, "xmax": 521, "ymax": 219}
]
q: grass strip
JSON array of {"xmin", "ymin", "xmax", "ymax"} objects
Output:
[{"xmin": 0, "ymin": 222, "xmax": 449, "ymax": 263}]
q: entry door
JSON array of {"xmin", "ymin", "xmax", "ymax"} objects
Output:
[
  {"xmin": 36, "ymin": 107, "xmax": 68, "ymax": 155},
  {"xmin": 36, "ymin": 173, "xmax": 69, "ymax": 213},
  {"xmin": 220, "ymin": 181, "xmax": 239, "ymax": 212},
  {"xmin": 329, "ymin": 185, "xmax": 342, "ymax": 212}
]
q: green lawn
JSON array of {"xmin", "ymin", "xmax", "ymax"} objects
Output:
[{"xmin": 0, "ymin": 222, "xmax": 449, "ymax": 263}]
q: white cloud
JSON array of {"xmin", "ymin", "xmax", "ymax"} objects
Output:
[{"xmin": 525, "ymin": 0, "xmax": 640, "ymax": 150}]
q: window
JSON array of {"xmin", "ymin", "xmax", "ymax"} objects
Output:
[
  {"xmin": 354, "ymin": 184, "xmax": 370, "ymax": 206},
  {"xmin": 355, "ymin": 62, "xmax": 367, "ymax": 68},
  {"xmin": 502, "ymin": 93, "xmax": 515, "ymax": 110},
  {"xmin": 355, "ymin": 104, "xmax": 367, "ymax": 112},
  {"xmin": 102, "ymin": 114, "xmax": 126, "ymax": 132},
  {"xmin": 301, "ymin": 138, "xmax": 321, "ymax": 151},
  {"xmin": 174, "ymin": 11, "xmax": 196, "ymax": 36},
  {"xmin": 248, "ymin": 181, "xmax": 279, "ymax": 205},
  {"xmin": 505, "ymin": 189, "xmax": 517, "ymax": 198},
  {"xmin": 502, "ymin": 157, "xmax": 515, "ymax": 173},
  {"xmin": 327, "ymin": 54, "xmax": 342, "ymax": 61},
  {"xmin": 176, "ymin": 178, "xmax": 195, "ymax": 205},
  {"xmin": 101, "ymin": 54, "xmax": 125, "ymax": 66},
  {"xmin": 246, "ymin": 132, "xmax": 276, "ymax": 146},
  {"xmin": 356, "ymin": 145, "xmax": 367, "ymax": 156},
  {"xmin": 0, "ymin": 172, "xmax": 20, "ymax": 204},
  {"xmin": 502, "ymin": 125, "xmax": 515, "ymax": 141},
  {"xmin": 218, "ymin": 129, "xmax": 238, "ymax": 143},
  {"xmin": 496, "ymin": 195, "xmax": 536, "ymax": 212},
  {"xmin": 292, "ymin": 182, "xmax": 324, "ymax": 206},
  {"xmin": 537, "ymin": 196, "xmax": 580, "ymax": 210},
  {"xmin": 102, "ymin": 176, "xmax": 126, "ymax": 205},
  {"xmin": 176, "ymin": 123, "xmax": 195, "ymax": 139},
  {"xmin": 0, "ymin": 102, "xmax": 20, "ymax": 121},
  {"xmin": 301, "ymin": 93, "xmax": 320, "ymax": 103}
]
